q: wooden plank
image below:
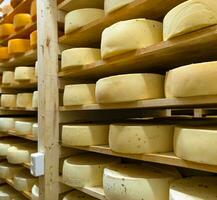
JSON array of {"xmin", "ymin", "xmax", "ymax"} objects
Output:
[
  {"xmin": 59, "ymin": 25, "xmax": 217, "ymax": 79},
  {"xmin": 37, "ymin": 0, "xmax": 60, "ymax": 200},
  {"xmin": 1, "ymin": 79, "xmax": 37, "ymax": 90},
  {"xmin": 59, "ymin": 0, "xmax": 186, "ymax": 46},
  {"xmin": 8, "ymin": 129, "xmax": 37, "ymax": 141},
  {"xmin": 58, "ymin": 0, "xmax": 104, "ymax": 12},
  {"xmin": 0, "ymin": 107, "xmax": 37, "ymax": 112}
]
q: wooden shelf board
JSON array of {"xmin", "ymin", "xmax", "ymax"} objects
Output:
[
  {"xmin": 1, "ymin": 80, "xmax": 37, "ymax": 89},
  {"xmin": 59, "ymin": 25, "xmax": 217, "ymax": 79},
  {"xmin": 8, "ymin": 129, "xmax": 37, "ymax": 142},
  {"xmin": 0, "ymin": 107, "xmax": 37, "ymax": 112},
  {"xmin": 59, "ymin": 0, "xmax": 186, "ymax": 46}
]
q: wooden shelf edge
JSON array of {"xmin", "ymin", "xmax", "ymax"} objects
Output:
[
  {"xmin": 1, "ymin": 80, "xmax": 37, "ymax": 89},
  {"xmin": 0, "ymin": 107, "xmax": 37, "ymax": 112},
  {"xmin": 8, "ymin": 130, "xmax": 37, "ymax": 142}
]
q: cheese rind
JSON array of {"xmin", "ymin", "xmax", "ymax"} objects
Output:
[
  {"xmin": 0, "ymin": 162, "xmax": 23, "ymax": 179},
  {"xmin": 32, "ymin": 91, "xmax": 38, "ymax": 108},
  {"xmin": 170, "ymin": 177, "xmax": 217, "ymax": 200},
  {"xmin": 0, "ymin": 118, "xmax": 15, "ymax": 132},
  {"xmin": 30, "ymin": 30, "xmax": 37, "ymax": 49},
  {"xmin": 62, "ymin": 124, "xmax": 109, "ymax": 146},
  {"xmin": 65, "ymin": 8, "xmax": 104, "ymax": 34},
  {"xmin": 109, "ymin": 124, "xmax": 174, "ymax": 154},
  {"xmin": 96, "ymin": 73, "xmax": 164, "ymax": 103},
  {"xmin": 31, "ymin": 184, "xmax": 39, "ymax": 200},
  {"xmin": 16, "ymin": 93, "xmax": 33, "ymax": 108},
  {"xmin": 13, "ymin": 13, "xmax": 32, "ymax": 30},
  {"xmin": 61, "ymin": 48, "xmax": 101, "ymax": 70},
  {"xmin": 0, "ymin": 47, "xmax": 10, "ymax": 61},
  {"xmin": 2, "ymin": 71, "xmax": 15, "ymax": 85},
  {"xmin": 174, "ymin": 127, "xmax": 217, "ymax": 165},
  {"xmin": 14, "ymin": 66, "xmax": 35, "ymax": 81},
  {"xmin": 1, "ymin": 94, "xmax": 17, "ymax": 107},
  {"xmin": 63, "ymin": 190, "xmax": 97, "ymax": 200},
  {"xmin": 31, "ymin": 0, "xmax": 37, "ymax": 20},
  {"xmin": 32, "ymin": 123, "xmax": 38, "ymax": 138},
  {"xmin": 63, "ymin": 84, "xmax": 96, "ymax": 106},
  {"xmin": 0, "ymin": 24, "xmax": 15, "ymax": 38},
  {"xmin": 35, "ymin": 61, "xmax": 38, "ymax": 77},
  {"xmin": 163, "ymin": 0, "xmax": 217, "ymax": 41},
  {"xmin": 101, "ymin": 19, "xmax": 162, "ymax": 59},
  {"xmin": 63, "ymin": 153, "xmax": 120, "ymax": 187},
  {"xmin": 8, "ymin": 39, "xmax": 30, "ymax": 55},
  {"xmin": 15, "ymin": 121, "xmax": 35, "ymax": 135},
  {"xmin": 165, "ymin": 61, "xmax": 217, "ymax": 98}
]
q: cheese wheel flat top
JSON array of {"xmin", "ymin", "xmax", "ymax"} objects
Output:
[
  {"xmin": 0, "ymin": 47, "xmax": 10, "ymax": 61},
  {"xmin": 2, "ymin": 71, "xmax": 15, "ymax": 85},
  {"xmin": 63, "ymin": 190, "xmax": 97, "ymax": 200},
  {"xmin": 1, "ymin": 94, "xmax": 17, "ymax": 107},
  {"xmin": 163, "ymin": 0, "xmax": 217, "ymax": 41},
  {"xmin": 0, "ymin": 24, "xmax": 15, "ymax": 38},
  {"xmin": 14, "ymin": 67, "xmax": 35, "ymax": 81},
  {"xmin": 13, "ymin": 13, "xmax": 32, "ymax": 30}
]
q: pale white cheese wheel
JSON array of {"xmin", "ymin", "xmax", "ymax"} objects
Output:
[
  {"xmin": 62, "ymin": 153, "xmax": 120, "ymax": 187},
  {"xmin": 63, "ymin": 84, "xmax": 96, "ymax": 106},
  {"xmin": 0, "ymin": 185, "xmax": 24, "ymax": 200},
  {"xmin": 61, "ymin": 48, "xmax": 101, "ymax": 70},
  {"xmin": 174, "ymin": 127, "xmax": 217, "ymax": 165},
  {"xmin": 165, "ymin": 61, "xmax": 217, "ymax": 98},
  {"xmin": 7, "ymin": 143, "xmax": 37, "ymax": 164},
  {"xmin": 14, "ymin": 66, "xmax": 35, "ymax": 81},
  {"xmin": 104, "ymin": 0, "xmax": 135, "ymax": 14},
  {"xmin": 65, "ymin": 8, "xmax": 104, "ymax": 34},
  {"xmin": 109, "ymin": 124, "xmax": 174, "ymax": 154},
  {"xmin": 170, "ymin": 177, "xmax": 217, "ymax": 200},
  {"xmin": 103, "ymin": 163, "xmax": 181, "ymax": 200},
  {"xmin": 16, "ymin": 93, "xmax": 33, "ymax": 108},
  {"xmin": 14, "ymin": 170, "xmax": 37, "ymax": 192},
  {"xmin": 163, "ymin": 0, "xmax": 217, "ymax": 41},
  {"xmin": 31, "ymin": 184, "xmax": 39, "ymax": 200},
  {"xmin": 1, "ymin": 94, "xmax": 17, "ymax": 107},
  {"xmin": 0, "ymin": 118, "xmax": 15, "ymax": 132},
  {"xmin": 32, "ymin": 91, "xmax": 38, "ymax": 108},
  {"xmin": 0, "ymin": 162, "xmax": 23, "ymax": 179},
  {"xmin": 63, "ymin": 190, "xmax": 97, "ymax": 200},
  {"xmin": 62, "ymin": 124, "xmax": 109, "ymax": 146},
  {"xmin": 101, "ymin": 18, "xmax": 162, "ymax": 59},
  {"xmin": 2, "ymin": 71, "xmax": 15, "ymax": 85},
  {"xmin": 96, "ymin": 73, "xmax": 164, "ymax": 103},
  {"xmin": 15, "ymin": 121, "xmax": 35, "ymax": 135},
  {"xmin": 32, "ymin": 123, "xmax": 38, "ymax": 138},
  {"xmin": 35, "ymin": 61, "xmax": 38, "ymax": 77}
]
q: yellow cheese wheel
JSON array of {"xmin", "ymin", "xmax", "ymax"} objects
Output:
[
  {"xmin": 0, "ymin": 47, "xmax": 10, "ymax": 61},
  {"xmin": 10, "ymin": 0, "xmax": 23, "ymax": 8},
  {"xmin": 30, "ymin": 30, "xmax": 37, "ymax": 49},
  {"xmin": 31, "ymin": 0, "xmax": 37, "ymax": 21},
  {"xmin": 13, "ymin": 13, "xmax": 32, "ymax": 31},
  {"xmin": 0, "ymin": 24, "xmax": 15, "ymax": 38},
  {"xmin": 8, "ymin": 39, "xmax": 30, "ymax": 56},
  {"xmin": 1, "ymin": 94, "xmax": 17, "ymax": 107}
]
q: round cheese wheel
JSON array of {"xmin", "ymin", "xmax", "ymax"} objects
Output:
[
  {"xmin": 30, "ymin": 30, "xmax": 37, "ymax": 49},
  {"xmin": 174, "ymin": 127, "xmax": 217, "ymax": 165},
  {"xmin": 1, "ymin": 94, "xmax": 17, "ymax": 107},
  {"xmin": 63, "ymin": 190, "xmax": 97, "ymax": 200},
  {"xmin": 170, "ymin": 176, "xmax": 217, "ymax": 200},
  {"xmin": 165, "ymin": 61, "xmax": 217, "ymax": 98},
  {"xmin": 2, "ymin": 71, "xmax": 15, "ymax": 85},
  {"xmin": 14, "ymin": 66, "xmax": 35, "ymax": 81},
  {"xmin": 31, "ymin": 183, "xmax": 39, "ymax": 200},
  {"xmin": 62, "ymin": 124, "xmax": 109, "ymax": 146},
  {"xmin": 103, "ymin": 163, "xmax": 181, "ymax": 200},
  {"xmin": 0, "ymin": 47, "xmax": 10, "ymax": 61},
  {"xmin": 0, "ymin": 118, "xmax": 15, "ymax": 132},
  {"xmin": 96, "ymin": 73, "xmax": 164, "ymax": 103},
  {"xmin": 61, "ymin": 48, "xmax": 101, "ymax": 70},
  {"xmin": 7, "ymin": 143, "xmax": 37, "ymax": 164},
  {"xmin": 101, "ymin": 19, "xmax": 162, "ymax": 59},
  {"xmin": 30, "ymin": 0, "xmax": 37, "ymax": 20},
  {"xmin": 0, "ymin": 24, "xmax": 15, "ymax": 38},
  {"xmin": 15, "ymin": 121, "xmax": 35, "ymax": 135},
  {"xmin": 32, "ymin": 123, "xmax": 38, "ymax": 138},
  {"xmin": 16, "ymin": 93, "xmax": 33, "ymax": 108},
  {"xmin": 14, "ymin": 170, "xmax": 37, "ymax": 192},
  {"xmin": 63, "ymin": 84, "xmax": 96, "ymax": 106},
  {"xmin": 104, "ymin": 0, "xmax": 134, "ymax": 14},
  {"xmin": 0, "ymin": 162, "xmax": 23, "ymax": 179},
  {"xmin": 13, "ymin": 13, "xmax": 32, "ymax": 31},
  {"xmin": 10, "ymin": 0, "xmax": 23, "ymax": 8},
  {"xmin": 32, "ymin": 91, "xmax": 38, "ymax": 108},
  {"xmin": 62, "ymin": 153, "xmax": 120, "ymax": 187},
  {"xmin": 109, "ymin": 124, "xmax": 174, "ymax": 154},
  {"xmin": 163, "ymin": 0, "xmax": 217, "ymax": 41},
  {"xmin": 8, "ymin": 39, "xmax": 30, "ymax": 55},
  {"xmin": 0, "ymin": 185, "xmax": 24, "ymax": 200},
  {"xmin": 65, "ymin": 8, "xmax": 104, "ymax": 34}
]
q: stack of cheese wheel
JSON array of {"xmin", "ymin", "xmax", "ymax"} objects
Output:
[
  {"xmin": 109, "ymin": 124, "xmax": 174, "ymax": 154},
  {"xmin": 170, "ymin": 176, "xmax": 217, "ymax": 199},
  {"xmin": 103, "ymin": 163, "xmax": 181, "ymax": 200},
  {"xmin": 14, "ymin": 66, "xmax": 35, "ymax": 81},
  {"xmin": 165, "ymin": 61, "xmax": 217, "ymax": 98},
  {"xmin": 14, "ymin": 169, "xmax": 37, "ymax": 192},
  {"xmin": 63, "ymin": 153, "xmax": 120, "ymax": 187},
  {"xmin": 13, "ymin": 13, "xmax": 32, "ymax": 31},
  {"xmin": 8, "ymin": 39, "xmax": 30, "ymax": 56},
  {"xmin": 16, "ymin": 93, "xmax": 33, "ymax": 108},
  {"xmin": 0, "ymin": 162, "xmax": 23, "ymax": 179},
  {"xmin": 1, "ymin": 94, "xmax": 17, "ymax": 107},
  {"xmin": 15, "ymin": 119, "xmax": 36, "ymax": 136},
  {"xmin": 30, "ymin": 30, "xmax": 37, "ymax": 49},
  {"xmin": 32, "ymin": 123, "xmax": 38, "ymax": 138},
  {"xmin": 96, "ymin": 73, "xmax": 164, "ymax": 104},
  {"xmin": 0, "ymin": 185, "xmax": 25, "ymax": 200},
  {"xmin": 31, "ymin": 0, "xmax": 37, "ymax": 20},
  {"xmin": 0, "ymin": 118, "xmax": 15, "ymax": 132},
  {"xmin": 101, "ymin": 19, "xmax": 162, "ymax": 59},
  {"xmin": 10, "ymin": 0, "xmax": 23, "ymax": 8},
  {"xmin": 61, "ymin": 48, "xmax": 101, "ymax": 70},
  {"xmin": 7, "ymin": 143, "xmax": 37, "ymax": 164},
  {"xmin": 63, "ymin": 84, "xmax": 96, "ymax": 106},
  {"xmin": 63, "ymin": 190, "xmax": 98, "ymax": 200},
  {"xmin": 62, "ymin": 124, "xmax": 109, "ymax": 147},
  {"xmin": 0, "ymin": 47, "xmax": 10, "ymax": 61},
  {"xmin": 163, "ymin": 0, "xmax": 217, "ymax": 41},
  {"xmin": 174, "ymin": 126, "xmax": 217, "ymax": 165},
  {"xmin": 65, "ymin": 8, "xmax": 104, "ymax": 34},
  {"xmin": 31, "ymin": 183, "xmax": 39, "ymax": 200},
  {"xmin": 104, "ymin": 0, "xmax": 135, "ymax": 14},
  {"xmin": 0, "ymin": 24, "xmax": 15, "ymax": 39},
  {"xmin": 32, "ymin": 91, "xmax": 38, "ymax": 108},
  {"xmin": 2, "ymin": 71, "xmax": 15, "ymax": 85}
]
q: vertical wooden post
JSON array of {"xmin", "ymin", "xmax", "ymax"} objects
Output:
[{"xmin": 37, "ymin": 0, "xmax": 59, "ymax": 199}]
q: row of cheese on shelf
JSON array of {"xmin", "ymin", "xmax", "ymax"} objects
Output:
[
  {"xmin": 63, "ymin": 0, "xmax": 217, "ymax": 44},
  {"xmin": 0, "ymin": 32, "xmax": 37, "ymax": 62},
  {"xmin": 0, "ymin": 138, "xmax": 36, "ymax": 164},
  {"xmin": 62, "ymin": 61, "xmax": 217, "ymax": 105},
  {"xmin": 0, "ymin": 117, "xmax": 38, "ymax": 137},
  {"xmin": 62, "ymin": 153, "xmax": 217, "ymax": 200},
  {"xmin": 0, "ymin": 91, "xmax": 38, "ymax": 108}
]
